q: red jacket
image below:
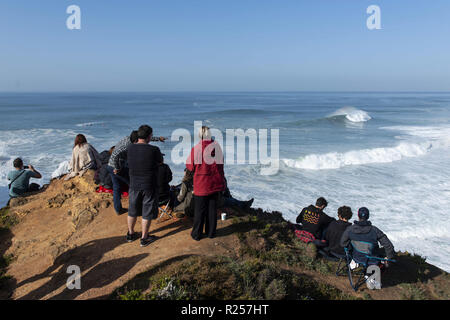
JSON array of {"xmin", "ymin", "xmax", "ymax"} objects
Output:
[{"xmin": 186, "ymin": 139, "xmax": 225, "ymax": 196}]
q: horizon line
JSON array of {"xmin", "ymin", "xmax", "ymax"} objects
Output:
[{"xmin": 1, "ymin": 90, "xmax": 450, "ymax": 94}]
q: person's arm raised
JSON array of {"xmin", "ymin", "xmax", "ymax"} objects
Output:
[
  {"xmin": 28, "ymin": 164, "xmax": 42, "ymax": 179},
  {"xmin": 151, "ymin": 136, "xmax": 167, "ymax": 142}
]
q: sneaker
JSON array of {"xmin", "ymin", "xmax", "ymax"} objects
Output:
[
  {"xmin": 140, "ymin": 235, "xmax": 158, "ymax": 247},
  {"xmin": 350, "ymin": 259, "xmax": 359, "ymax": 270},
  {"xmin": 126, "ymin": 232, "xmax": 138, "ymax": 242}
]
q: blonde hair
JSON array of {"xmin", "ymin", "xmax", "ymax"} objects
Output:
[{"xmin": 199, "ymin": 126, "xmax": 211, "ymax": 140}]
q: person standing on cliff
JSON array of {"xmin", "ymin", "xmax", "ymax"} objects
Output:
[
  {"xmin": 107, "ymin": 130, "xmax": 166, "ymax": 215},
  {"xmin": 186, "ymin": 126, "xmax": 225, "ymax": 241},
  {"xmin": 126, "ymin": 125, "xmax": 163, "ymax": 247}
]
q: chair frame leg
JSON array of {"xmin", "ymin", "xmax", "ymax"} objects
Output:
[{"xmin": 157, "ymin": 203, "xmax": 173, "ymax": 222}]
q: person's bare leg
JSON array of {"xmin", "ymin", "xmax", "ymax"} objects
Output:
[
  {"xmin": 127, "ymin": 216, "xmax": 137, "ymax": 234},
  {"xmin": 141, "ymin": 219, "xmax": 151, "ymax": 239}
]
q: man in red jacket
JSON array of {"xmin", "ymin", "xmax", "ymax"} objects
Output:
[{"xmin": 186, "ymin": 126, "xmax": 225, "ymax": 240}]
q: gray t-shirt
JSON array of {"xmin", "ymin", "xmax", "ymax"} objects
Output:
[{"xmin": 7, "ymin": 169, "xmax": 40, "ymax": 197}]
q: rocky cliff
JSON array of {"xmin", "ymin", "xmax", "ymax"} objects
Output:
[{"xmin": 0, "ymin": 171, "xmax": 448, "ymax": 300}]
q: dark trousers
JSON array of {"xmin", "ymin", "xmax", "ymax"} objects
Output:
[
  {"xmin": 191, "ymin": 193, "xmax": 219, "ymax": 240},
  {"xmin": 106, "ymin": 165, "xmax": 129, "ymax": 213}
]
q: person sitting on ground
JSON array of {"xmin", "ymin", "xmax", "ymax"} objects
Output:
[
  {"xmin": 94, "ymin": 146, "xmax": 115, "ymax": 189},
  {"xmin": 218, "ymin": 178, "xmax": 254, "ymax": 210},
  {"xmin": 295, "ymin": 197, "xmax": 335, "ymax": 240},
  {"xmin": 126, "ymin": 125, "xmax": 164, "ymax": 247},
  {"xmin": 108, "ymin": 131, "xmax": 166, "ymax": 215},
  {"xmin": 173, "ymin": 169, "xmax": 194, "ymax": 218},
  {"xmin": 323, "ymin": 206, "xmax": 353, "ymax": 256},
  {"xmin": 65, "ymin": 134, "xmax": 102, "ymax": 180},
  {"xmin": 340, "ymin": 207, "xmax": 395, "ymax": 265},
  {"xmin": 157, "ymin": 154, "xmax": 173, "ymax": 207},
  {"xmin": 7, "ymin": 158, "xmax": 42, "ymax": 200}
]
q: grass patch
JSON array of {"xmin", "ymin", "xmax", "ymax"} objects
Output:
[
  {"xmin": 0, "ymin": 254, "xmax": 13, "ymax": 291},
  {"xmin": 399, "ymin": 283, "xmax": 428, "ymax": 300},
  {"xmin": 235, "ymin": 213, "xmax": 336, "ymax": 275},
  {"xmin": 0, "ymin": 207, "xmax": 18, "ymax": 230},
  {"xmin": 112, "ymin": 255, "xmax": 351, "ymax": 300}
]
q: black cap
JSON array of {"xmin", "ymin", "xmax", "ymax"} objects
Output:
[{"xmin": 358, "ymin": 207, "xmax": 370, "ymax": 220}]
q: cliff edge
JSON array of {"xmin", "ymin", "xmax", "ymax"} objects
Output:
[{"xmin": 0, "ymin": 171, "xmax": 448, "ymax": 300}]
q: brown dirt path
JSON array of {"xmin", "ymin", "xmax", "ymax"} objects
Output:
[{"xmin": 4, "ymin": 172, "xmax": 238, "ymax": 300}]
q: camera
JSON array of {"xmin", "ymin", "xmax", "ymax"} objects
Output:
[{"xmin": 23, "ymin": 165, "xmax": 29, "ymax": 169}]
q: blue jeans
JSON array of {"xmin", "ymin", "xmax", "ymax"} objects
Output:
[{"xmin": 106, "ymin": 165, "xmax": 129, "ymax": 213}]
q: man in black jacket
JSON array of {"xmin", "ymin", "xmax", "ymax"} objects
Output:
[
  {"xmin": 323, "ymin": 206, "xmax": 353, "ymax": 256},
  {"xmin": 296, "ymin": 197, "xmax": 335, "ymax": 239},
  {"xmin": 340, "ymin": 207, "xmax": 395, "ymax": 263},
  {"xmin": 126, "ymin": 125, "xmax": 163, "ymax": 247}
]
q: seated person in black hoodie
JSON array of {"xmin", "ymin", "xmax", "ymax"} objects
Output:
[
  {"xmin": 296, "ymin": 197, "xmax": 335, "ymax": 240},
  {"xmin": 340, "ymin": 207, "xmax": 395, "ymax": 265},
  {"xmin": 323, "ymin": 206, "xmax": 353, "ymax": 256},
  {"xmin": 157, "ymin": 154, "xmax": 174, "ymax": 207}
]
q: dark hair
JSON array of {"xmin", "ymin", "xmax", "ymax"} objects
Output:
[
  {"xmin": 137, "ymin": 125, "xmax": 152, "ymax": 140},
  {"xmin": 74, "ymin": 134, "xmax": 87, "ymax": 148},
  {"xmin": 13, "ymin": 158, "xmax": 23, "ymax": 168},
  {"xmin": 358, "ymin": 207, "xmax": 370, "ymax": 221},
  {"xmin": 130, "ymin": 130, "xmax": 139, "ymax": 143},
  {"xmin": 338, "ymin": 206, "xmax": 353, "ymax": 220},
  {"xmin": 182, "ymin": 169, "xmax": 194, "ymax": 183},
  {"xmin": 316, "ymin": 197, "xmax": 328, "ymax": 208}
]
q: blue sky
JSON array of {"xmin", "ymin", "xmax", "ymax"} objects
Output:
[{"xmin": 0, "ymin": 0, "xmax": 449, "ymax": 91}]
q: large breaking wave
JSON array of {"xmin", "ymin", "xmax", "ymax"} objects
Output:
[
  {"xmin": 328, "ymin": 106, "xmax": 372, "ymax": 123},
  {"xmin": 282, "ymin": 142, "xmax": 433, "ymax": 170}
]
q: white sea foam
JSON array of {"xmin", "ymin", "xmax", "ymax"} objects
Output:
[
  {"xmin": 0, "ymin": 129, "xmax": 78, "ymax": 187},
  {"xmin": 381, "ymin": 125, "xmax": 450, "ymax": 141},
  {"xmin": 76, "ymin": 121, "xmax": 104, "ymax": 127},
  {"xmin": 329, "ymin": 106, "xmax": 372, "ymax": 122},
  {"xmin": 51, "ymin": 161, "xmax": 70, "ymax": 179},
  {"xmin": 282, "ymin": 142, "xmax": 433, "ymax": 170}
]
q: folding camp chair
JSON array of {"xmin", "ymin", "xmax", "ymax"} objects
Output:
[
  {"xmin": 157, "ymin": 198, "xmax": 173, "ymax": 222},
  {"xmin": 337, "ymin": 240, "xmax": 396, "ymax": 291}
]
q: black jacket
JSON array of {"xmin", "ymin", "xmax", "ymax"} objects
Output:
[
  {"xmin": 95, "ymin": 151, "xmax": 112, "ymax": 189},
  {"xmin": 157, "ymin": 163, "xmax": 172, "ymax": 201},
  {"xmin": 340, "ymin": 220, "xmax": 395, "ymax": 260},
  {"xmin": 324, "ymin": 220, "xmax": 351, "ymax": 255},
  {"xmin": 296, "ymin": 205, "xmax": 335, "ymax": 239}
]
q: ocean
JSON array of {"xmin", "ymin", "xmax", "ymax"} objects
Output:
[{"xmin": 1, "ymin": 92, "xmax": 449, "ymax": 271}]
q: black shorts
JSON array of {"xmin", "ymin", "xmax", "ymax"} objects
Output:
[{"xmin": 128, "ymin": 189, "xmax": 159, "ymax": 220}]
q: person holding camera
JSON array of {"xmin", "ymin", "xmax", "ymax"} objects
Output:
[{"xmin": 7, "ymin": 158, "xmax": 42, "ymax": 199}]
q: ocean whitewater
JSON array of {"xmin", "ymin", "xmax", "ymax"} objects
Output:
[{"xmin": 0, "ymin": 92, "xmax": 449, "ymax": 271}]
